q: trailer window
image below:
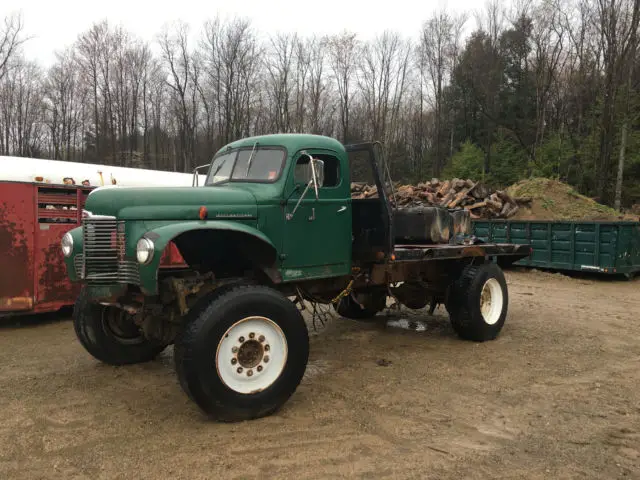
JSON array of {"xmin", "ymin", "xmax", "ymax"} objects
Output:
[{"xmin": 37, "ymin": 187, "xmax": 81, "ymax": 224}]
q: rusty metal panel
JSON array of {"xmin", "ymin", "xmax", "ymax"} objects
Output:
[
  {"xmin": 0, "ymin": 182, "xmax": 35, "ymax": 311},
  {"xmin": 34, "ymin": 186, "xmax": 83, "ymax": 307}
]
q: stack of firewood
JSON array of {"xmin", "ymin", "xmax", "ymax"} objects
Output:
[{"xmin": 351, "ymin": 179, "xmax": 532, "ymax": 219}]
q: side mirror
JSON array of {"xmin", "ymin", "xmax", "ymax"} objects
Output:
[
  {"xmin": 296, "ymin": 156, "xmax": 324, "ymax": 199},
  {"xmin": 286, "ymin": 154, "xmax": 324, "ymax": 220},
  {"xmin": 311, "ymin": 158, "xmax": 324, "ymax": 191}
]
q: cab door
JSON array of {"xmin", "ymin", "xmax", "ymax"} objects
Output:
[{"xmin": 281, "ymin": 150, "xmax": 351, "ymax": 280}]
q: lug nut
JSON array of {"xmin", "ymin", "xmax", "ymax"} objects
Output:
[
  {"xmin": 231, "ymin": 358, "xmax": 237, "ymax": 365},
  {"xmin": 265, "ymin": 344, "xmax": 270, "ymax": 352},
  {"xmin": 264, "ymin": 355, "xmax": 270, "ymax": 363},
  {"xmin": 239, "ymin": 336, "xmax": 245, "ymax": 343},
  {"xmin": 247, "ymin": 370, "xmax": 253, "ymax": 377},
  {"xmin": 249, "ymin": 332, "xmax": 255, "ymax": 339},
  {"xmin": 257, "ymin": 365, "xmax": 263, "ymax": 372},
  {"xmin": 258, "ymin": 335, "xmax": 265, "ymax": 343},
  {"xmin": 231, "ymin": 346, "xmax": 238, "ymax": 353},
  {"xmin": 237, "ymin": 367, "xmax": 243, "ymax": 374}
]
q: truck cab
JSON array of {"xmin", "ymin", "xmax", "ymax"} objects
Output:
[{"xmin": 62, "ymin": 133, "xmax": 530, "ymax": 423}]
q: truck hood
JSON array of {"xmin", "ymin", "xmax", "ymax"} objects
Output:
[{"xmin": 84, "ymin": 185, "xmax": 258, "ymax": 221}]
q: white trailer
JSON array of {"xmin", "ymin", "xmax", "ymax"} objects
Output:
[{"xmin": 0, "ymin": 156, "xmax": 207, "ymax": 187}]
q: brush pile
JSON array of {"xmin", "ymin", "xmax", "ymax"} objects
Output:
[{"xmin": 351, "ymin": 179, "xmax": 532, "ymax": 219}]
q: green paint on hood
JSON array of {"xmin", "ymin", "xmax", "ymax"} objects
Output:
[{"xmin": 84, "ymin": 185, "xmax": 258, "ymax": 220}]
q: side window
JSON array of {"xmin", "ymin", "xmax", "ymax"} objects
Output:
[{"xmin": 293, "ymin": 154, "xmax": 341, "ymax": 188}]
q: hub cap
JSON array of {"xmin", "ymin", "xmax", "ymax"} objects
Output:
[
  {"xmin": 479, "ymin": 278, "xmax": 503, "ymax": 325},
  {"xmin": 101, "ymin": 307, "xmax": 144, "ymax": 345},
  {"xmin": 215, "ymin": 316, "xmax": 288, "ymax": 394}
]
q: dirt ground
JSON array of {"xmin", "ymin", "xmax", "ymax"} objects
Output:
[{"xmin": 1, "ymin": 270, "xmax": 639, "ymax": 479}]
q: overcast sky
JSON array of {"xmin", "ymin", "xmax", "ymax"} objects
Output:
[{"xmin": 4, "ymin": 0, "xmax": 480, "ymax": 67}]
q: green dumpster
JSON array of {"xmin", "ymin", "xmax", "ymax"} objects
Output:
[{"xmin": 472, "ymin": 220, "xmax": 640, "ymax": 276}]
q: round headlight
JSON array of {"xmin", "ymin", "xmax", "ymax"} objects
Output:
[
  {"xmin": 136, "ymin": 237, "xmax": 154, "ymax": 264},
  {"xmin": 61, "ymin": 232, "xmax": 73, "ymax": 257}
]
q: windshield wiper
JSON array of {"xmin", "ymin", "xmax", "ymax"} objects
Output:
[{"xmin": 245, "ymin": 142, "xmax": 258, "ymax": 177}]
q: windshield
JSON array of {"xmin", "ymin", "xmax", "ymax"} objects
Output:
[{"xmin": 205, "ymin": 147, "xmax": 286, "ymax": 186}]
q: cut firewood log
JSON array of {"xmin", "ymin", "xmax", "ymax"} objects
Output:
[
  {"xmin": 466, "ymin": 201, "xmax": 487, "ymax": 210},
  {"xmin": 503, "ymin": 203, "xmax": 519, "ymax": 218},
  {"xmin": 447, "ymin": 182, "xmax": 478, "ymax": 208},
  {"xmin": 440, "ymin": 191, "xmax": 456, "ymax": 207},
  {"xmin": 496, "ymin": 190, "xmax": 515, "ymax": 205},
  {"xmin": 437, "ymin": 180, "xmax": 451, "ymax": 196},
  {"xmin": 351, "ymin": 178, "xmax": 526, "ymax": 220}
]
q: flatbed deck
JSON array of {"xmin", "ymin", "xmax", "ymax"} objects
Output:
[{"xmin": 393, "ymin": 242, "xmax": 532, "ymax": 264}]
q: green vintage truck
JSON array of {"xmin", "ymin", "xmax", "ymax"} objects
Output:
[{"xmin": 61, "ymin": 134, "xmax": 531, "ymax": 421}]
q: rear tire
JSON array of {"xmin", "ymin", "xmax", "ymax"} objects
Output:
[
  {"xmin": 73, "ymin": 288, "xmax": 166, "ymax": 365},
  {"xmin": 174, "ymin": 284, "xmax": 309, "ymax": 422},
  {"xmin": 446, "ymin": 263, "xmax": 508, "ymax": 342}
]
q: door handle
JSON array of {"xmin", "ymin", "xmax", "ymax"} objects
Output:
[
  {"xmin": 308, "ymin": 207, "xmax": 315, "ymax": 221},
  {"xmin": 337, "ymin": 206, "xmax": 347, "ymax": 213}
]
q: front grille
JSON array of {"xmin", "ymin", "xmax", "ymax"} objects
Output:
[
  {"xmin": 74, "ymin": 254, "xmax": 84, "ymax": 279},
  {"xmin": 82, "ymin": 217, "xmax": 140, "ymax": 285}
]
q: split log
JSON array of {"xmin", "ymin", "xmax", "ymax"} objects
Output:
[
  {"xmin": 466, "ymin": 201, "xmax": 487, "ymax": 210},
  {"xmin": 437, "ymin": 180, "xmax": 452, "ymax": 196},
  {"xmin": 447, "ymin": 182, "xmax": 477, "ymax": 208},
  {"xmin": 502, "ymin": 203, "xmax": 519, "ymax": 218}
]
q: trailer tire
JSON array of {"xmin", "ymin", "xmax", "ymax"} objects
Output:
[
  {"xmin": 446, "ymin": 263, "xmax": 508, "ymax": 342},
  {"xmin": 72, "ymin": 289, "xmax": 166, "ymax": 365},
  {"xmin": 174, "ymin": 284, "xmax": 309, "ymax": 422},
  {"xmin": 334, "ymin": 292, "xmax": 386, "ymax": 321}
]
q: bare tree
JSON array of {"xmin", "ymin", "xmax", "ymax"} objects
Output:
[
  {"xmin": 306, "ymin": 35, "xmax": 332, "ymax": 135},
  {"xmin": 328, "ymin": 31, "xmax": 359, "ymax": 143},
  {"xmin": 594, "ymin": 0, "xmax": 640, "ymax": 203},
  {"xmin": 75, "ymin": 21, "xmax": 110, "ymax": 162},
  {"xmin": 0, "ymin": 13, "xmax": 26, "ymax": 82},
  {"xmin": 199, "ymin": 16, "xmax": 261, "ymax": 146},
  {"xmin": 44, "ymin": 48, "xmax": 86, "ymax": 160},
  {"xmin": 357, "ymin": 32, "xmax": 412, "ymax": 149},
  {"xmin": 158, "ymin": 21, "xmax": 198, "ymax": 171},
  {"xmin": 614, "ymin": 9, "xmax": 639, "ymax": 210},
  {"xmin": 264, "ymin": 33, "xmax": 296, "ymax": 132},
  {"xmin": 0, "ymin": 56, "xmax": 45, "ymax": 156},
  {"xmin": 420, "ymin": 9, "xmax": 467, "ymax": 176},
  {"xmin": 531, "ymin": 1, "xmax": 567, "ymax": 158}
]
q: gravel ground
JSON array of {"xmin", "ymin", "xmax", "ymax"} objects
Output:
[{"xmin": 1, "ymin": 269, "xmax": 639, "ymax": 479}]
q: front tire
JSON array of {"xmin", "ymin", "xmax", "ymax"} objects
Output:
[
  {"xmin": 72, "ymin": 289, "xmax": 166, "ymax": 365},
  {"xmin": 174, "ymin": 285, "xmax": 309, "ymax": 422},
  {"xmin": 446, "ymin": 263, "xmax": 509, "ymax": 342}
]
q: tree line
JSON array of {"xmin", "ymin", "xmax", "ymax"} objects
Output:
[{"xmin": 1, "ymin": 0, "xmax": 639, "ymax": 209}]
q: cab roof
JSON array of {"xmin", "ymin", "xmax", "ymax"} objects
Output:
[{"xmin": 216, "ymin": 134, "xmax": 346, "ymax": 157}]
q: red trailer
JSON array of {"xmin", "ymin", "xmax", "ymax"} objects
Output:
[{"xmin": 0, "ymin": 157, "xmax": 203, "ymax": 316}]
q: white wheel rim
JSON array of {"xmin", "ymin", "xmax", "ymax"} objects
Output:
[
  {"xmin": 215, "ymin": 316, "xmax": 288, "ymax": 395},
  {"xmin": 479, "ymin": 278, "xmax": 503, "ymax": 325}
]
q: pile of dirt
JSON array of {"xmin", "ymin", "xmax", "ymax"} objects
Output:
[{"xmin": 506, "ymin": 178, "xmax": 638, "ymax": 221}]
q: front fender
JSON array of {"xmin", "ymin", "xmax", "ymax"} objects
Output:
[
  {"xmin": 138, "ymin": 221, "xmax": 278, "ymax": 295},
  {"xmin": 63, "ymin": 226, "xmax": 84, "ymax": 282}
]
